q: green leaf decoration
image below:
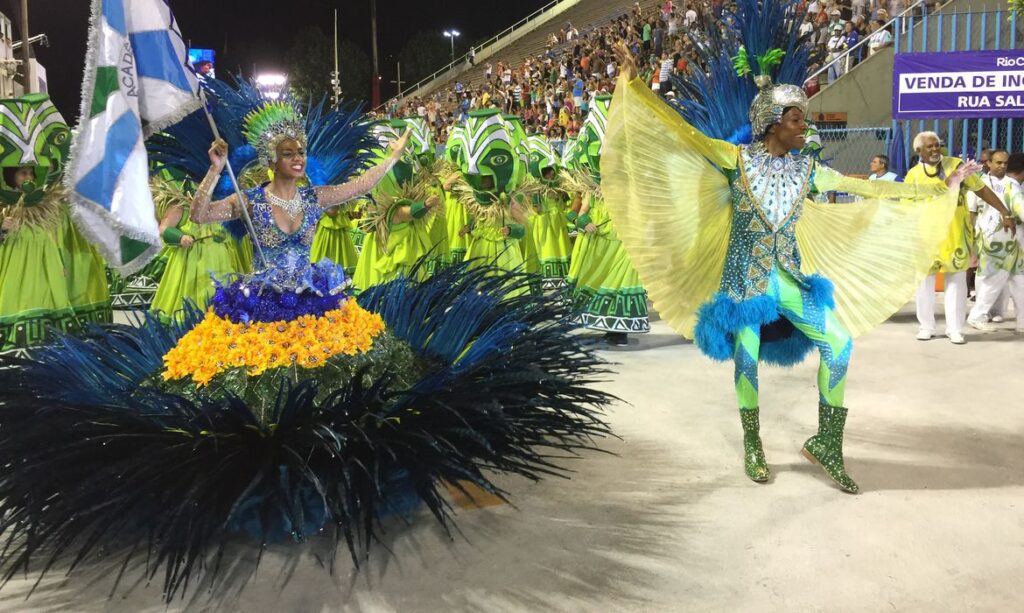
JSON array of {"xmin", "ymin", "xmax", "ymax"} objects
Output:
[
  {"xmin": 756, "ymin": 49, "xmax": 787, "ymax": 76},
  {"xmin": 733, "ymin": 46, "xmax": 752, "ymax": 77}
]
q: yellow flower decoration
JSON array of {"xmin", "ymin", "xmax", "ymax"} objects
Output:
[{"xmin": 162, "ymin": 299, "xmax": 386, "ymax": 386}]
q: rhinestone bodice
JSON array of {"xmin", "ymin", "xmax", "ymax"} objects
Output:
[
  {"xmin": 719, "ymin": 146, "xmax": 815, "ymax": 301},
  {"xmin": 248, "ymin": 186, "xmax": 322, "ymax": 262}
]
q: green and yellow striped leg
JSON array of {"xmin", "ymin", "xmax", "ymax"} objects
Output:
[
  {"xmin": 771, "ymin": 271, "xmax": 858, "ymax": 493},
  {"xmin": 734, "ymin": 326, "xmax": 769, "ymax": 482}
]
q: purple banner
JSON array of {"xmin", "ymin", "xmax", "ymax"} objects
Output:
[{"xmin": 893, "ymin": 50, "xmax": 1024, "ymax": 120}]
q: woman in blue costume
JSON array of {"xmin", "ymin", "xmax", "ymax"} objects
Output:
[
  {"xmin": 185, "ymin": 101, "xmax": 409, "ymax": 264},
  {"xmin": 601, "ymin": 1, "xmax": 981, "ymax": 493}
]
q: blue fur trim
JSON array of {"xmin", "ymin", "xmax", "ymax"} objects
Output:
[
  {"xmin": 759, "ymin": 328, "xmax": 815, "ymax": 367},
  {"xmin": 804, "ymin": 274, "xmax": 836, "ymax": 311},
  {"xmin": 694, "ymin": 275, "xmax": 837, "ymax": 367},
  {"xmin": 694, "ymin": 293, "xmax": 778, "ymax": 362}
]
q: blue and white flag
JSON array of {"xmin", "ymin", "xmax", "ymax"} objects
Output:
[{"xmin": 66, "ymin": 0, "xmax": 199, "ymax": 274}]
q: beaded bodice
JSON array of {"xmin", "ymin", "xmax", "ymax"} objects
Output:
[
  {"xmin": 248, "ymin": 186, "xmax": 322, "ymax": 262},
  {"xmin": 720, "ymin": 145, "xmax": 815, "ymax": 301}
]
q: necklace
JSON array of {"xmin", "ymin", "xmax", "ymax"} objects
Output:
[
  {"xmin": 266, "ymin": 188, "xmax": 304, "ymax": 221},
  {"xmin": 922, "ymin": 159, "xmax": 945, "ymax": 179}
]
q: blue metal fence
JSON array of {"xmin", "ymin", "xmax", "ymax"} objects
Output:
[{"xmin": 893, "ymin": 9, "xmax": 1023, "ymax": 164}]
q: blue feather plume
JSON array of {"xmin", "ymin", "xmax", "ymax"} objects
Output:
[
  {"xmin": 729, "ymin": 0, "xmax": 811, "ymax": 86},
  {"xmin": 304, "ymin": 98, "xmax": 376, "ymax": 187},
  {"xmin": 669, "ymin": 0, "xmax": 811, "ymax": 145}
]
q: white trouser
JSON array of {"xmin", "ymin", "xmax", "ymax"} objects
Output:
[
  {"xmin": 916, "ymin": 272, "xmax": 968, "ymax": 335},
  {"xmin": 969, "ymin": 271, "xmax": 1024, "ymax": 330},
  {"xmin": 990, "ymin": 287, "xmax": 1010, "ymax": 318}
]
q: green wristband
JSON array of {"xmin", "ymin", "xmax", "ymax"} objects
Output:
[
  {"xmin": 566, "ymin": 211, "xmax": 579, "ymax": 223},
  {"xmin": 409, "ymin": 200, "xmax": 428, "ymax": 219},
  {"xmin": 577, "ymin": 213, "xmax": 593, "ymax": 227},
  {"xmin": 507, "ymin": 223, "xmax": 526, "ymax": 240},
  {"xmin": 162, "ymin": 227, "xmax": 185, "ymax": 245}
]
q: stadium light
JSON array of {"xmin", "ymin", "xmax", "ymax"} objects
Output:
[
  {"xmin": 255, "ymin": 73, "xmax": 287, "ymax": 100},
  {"xmin": 443, "ymin": 30, "xmax": 460, "ymax": 63}
]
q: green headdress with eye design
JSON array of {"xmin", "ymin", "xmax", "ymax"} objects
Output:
[
  {"xmin": 402, "ymin": 116, "xmax": 435, "ymax": 168},
  {"xmin": 578, "ymin": 94, "xmax": 611, "ymax": 182},
  {"xmin": 526, "ymin": 134, "xmax": 560, "ymax": 186},
  {"xmin": 460, "ymin": 109, "xmax": 522, "ymax": 201},
  {"xmin": 445, "ymin": 123, "xmax": 466, "ymax": 166},
  {"xmin": 0, "ymin": 94, "xmax": 71, "ymax": 205},
  {"xmin": 370, "ymin": 119, "xmax": 417, "ymax": 186}
]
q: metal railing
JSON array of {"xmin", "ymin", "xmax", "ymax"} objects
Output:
[
  {"xmin": 383, "ymin": 0, "xmax": 571, "ymax": 107},
  {"xmin": 804, "ymin": 0, "xmax": 927, "ymax": 88}
]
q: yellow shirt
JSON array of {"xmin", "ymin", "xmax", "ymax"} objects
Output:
[{"xmin": 904, "ymin": 156, "xmax": 984, "ymax": 272}]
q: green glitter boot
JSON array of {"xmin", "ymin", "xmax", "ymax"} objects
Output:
[
  {"xmin": 740, "ymin": 408, "xmax": 769, "ymax": 482},
  {"xmin": 801, "ymin": 403, "xmax": 860, "ymax": 494}
]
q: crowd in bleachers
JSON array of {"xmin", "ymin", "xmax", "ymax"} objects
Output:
[{"xmin": 380, "ymin": 0, "xmax": 912, "ymax": 144}]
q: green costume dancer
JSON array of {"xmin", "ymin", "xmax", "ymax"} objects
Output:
[
  {"xmin": 150, "ymin": 179, "xmax": 245, "ymax": 319},
  {"xmin": 405, "ymin": 116, "xmax": 449, "ymax": 272},
  {"xmin": 0, "ymin": 94, "xmax": 79, "ymax": 355},
  {"xmin": 451, "ymin": 109, "xmax": 534, "ymax": 293},
  {"xmin": 565, "ymin": 95, "xmax": 649, "ymax": 344},
  {"xmin": 561, "ymin": 136, "xmax": 583, "ymax": 239},
  {"xmin": 500, "ymin": 115, "xmax": 541, "ymax": 281},
  {"xmin": 525, "ymin": 134, "xmax": 572, "ymax": 289},
  {"xmin": 443, "ymin": 124, "xmax": 470, "ymax": 262},
  {"xmin": 352, "ymin": 120, "xmax": 441, "ymax": 293}
]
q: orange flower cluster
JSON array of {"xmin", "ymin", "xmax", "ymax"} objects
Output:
[{"xmin": 162, "ymin": 299, "xmax": 386, "ymax": 386}]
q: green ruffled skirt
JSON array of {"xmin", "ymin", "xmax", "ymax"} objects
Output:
[
  {"xmin": 352, "ymin": 221, "xmax": 434, "ymax": 294},
  {"xmin": 108, "ymin": 247, "xmax": 169, "ymax": 310},
  {"xmin": 423, "ymin": 206, "xmax": 449, "ymax": 273},
  {"xmin": 0, "ymin": 225, "xmax": 78, "ymax": 352},
  {"xmin": 567, "ymin": 226, "xmax": 649, "ymax": 333},
  {"xmin": 311, "ymin": 214, "xmax": 358, "ymax": 275},
  {"xmin": 531, "ymin": 200, "xmax": 572, "ymax": 289},
  {"xmin": 466, "ymin": 224, "xmax": 528, "ymax": 297},
  {"xmin": 59, "ymin": 213, "xmax": 111, "ymax": 325}
]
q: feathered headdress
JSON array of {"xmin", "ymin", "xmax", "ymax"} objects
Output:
[
  {"xmin": 668, "ymin": 0, "xmax": 811, "ymax": 144},
  {"xmin": 242, "ymin": 101, "xmax": 306, "ymax": 167}
]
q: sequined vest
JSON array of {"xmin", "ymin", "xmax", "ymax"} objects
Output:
[
  {"xmin": 719, "ymin": 146, "xmax": 815, "ymax": 301},
  {"xmin": 248, "ymin": 186, "xmax": 322, "ymax": 262}
]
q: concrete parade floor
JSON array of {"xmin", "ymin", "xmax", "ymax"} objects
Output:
[{"xmin": 3, "ymin": 303, "xmax": 1022, "ymax": 612}]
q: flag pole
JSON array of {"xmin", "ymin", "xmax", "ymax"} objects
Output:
[{"xmin": 198, "ymin": 89, "xmax": 270, "ymax": 270}]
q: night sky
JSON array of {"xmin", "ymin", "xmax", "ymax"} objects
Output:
[{"xmin": 26, "ymin": 0, "xmax": 552, "ymax": 120}]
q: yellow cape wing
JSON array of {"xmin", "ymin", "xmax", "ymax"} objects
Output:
[
  {"xmin": 797, "ymin": 168, "xmax": 958, "ymax": 337},
  {"xmin": 602, "ymin": 77, "xmax": 736, "ymax": 338}
]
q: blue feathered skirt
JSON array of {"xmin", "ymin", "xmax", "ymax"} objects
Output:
[{"xmin": 693, "ymin": 273, "xmax": 836, "ymax": 367}]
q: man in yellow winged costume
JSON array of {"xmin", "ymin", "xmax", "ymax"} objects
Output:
[{"xmin": 601, "ymin": 11, "xmax": 1007, "ymax": 492}]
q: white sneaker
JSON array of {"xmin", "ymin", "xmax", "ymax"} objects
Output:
[
  {"xmin": 968, "ymin": 318, "xmax": 997, "ymax": 332},
  {"xmin": 991, "ymin": 315, "xmax": 1005, "ymax": 323},
  {"xmin": 948, "ymin": 332, "xmax": 967, "ymax": 345},
  {"xmin": 916, "ymin": 329, "xmax": 934, "ymax": 341}
]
